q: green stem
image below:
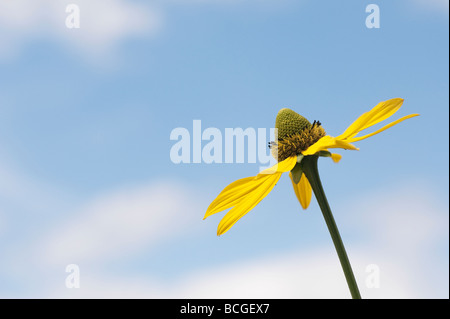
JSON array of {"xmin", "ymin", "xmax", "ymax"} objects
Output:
[{"xmin": 302, "ymin": 155, "xmax": 361, "ymax": 299}]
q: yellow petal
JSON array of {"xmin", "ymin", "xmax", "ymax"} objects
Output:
[
  {"xmin": 318, "ymin": 149, "xmax": 343, "ymax": 163},
  {"xmin": 204, "ymin": 176, "xmax": 268, "ymax": 219},
  {"xmin": 204, "ymin": 156, "xmax": 296, "ymax": 220},
  {"xmin": 330, "ymin": 153, "xmax": 342, "ymax": 163},
  {"xmin": 337, "ymin": 98, "xmax": 404, "ymax": 140},
  {"xmin": 302, "ymin": 135, "xmax": 358, "ymax": 156},
  {"xmin": 359, "ymin": 98, "xmax": 404, "ymax": 132},
  {"xmin": 217, "ymin": 172, "xmax": 281, "ymax": 235},
  {"xmin": 257, "ymin": 156, "xmax": 297, "ymax": 177},
  {"xmin": 346, "ymin": 113, "xmax": 420, "ymax": 143},
  {"xmin": 290, "ymin": 172, "xmax": 312, "ymax": 210}
]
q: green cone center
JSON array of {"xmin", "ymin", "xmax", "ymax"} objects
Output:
[{"xmin": 275, "ymin": 108, "xmax": 311, "ymax": 140}]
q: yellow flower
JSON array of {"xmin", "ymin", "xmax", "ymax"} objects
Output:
[{"xmin": 204, "ymin": 98, "xmax": 419, "ymax": 235}]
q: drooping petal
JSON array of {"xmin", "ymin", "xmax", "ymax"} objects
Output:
[
  {"xmin": 290, "ymin": 172, "xmax": 312, "ymax": 210},
  {"xmin": 217, "ymin": 172, "xmax": 282, "ymax": 235},
  {"xmin": 204, "ymin": 176, "xmax": 269, "ymax": 219},
  {"xmin": 204, "ymin": 156, "xmax": 297, "ymax": 220},
  {"xmin": 256, "ymin": 156, "xmax": 297, "ymax": 177}
]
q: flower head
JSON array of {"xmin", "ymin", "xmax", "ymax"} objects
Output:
[
  {"xmin": 269, "ymin": 107, "xmax": 326, "ymax": 161},
  {"xmin": 204, "ymin": 98, "xmax": 419, "ymax": 235}
]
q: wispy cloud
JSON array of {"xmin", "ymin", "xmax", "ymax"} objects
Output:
[
  {"xmin": 40, "ymin": 181, "xmax": 202, "ymax": 267},
  {"xmin": 0, "ymin": 0, "xmax": 293, "ymax": 62},
  {"xmin": 0, "ymin": 157, "xmax": 71, "ymax": 214},
  {"xmin": 39, "ymin": 247, "xmax": 419, "ymax": 299},
  {"xmin": 0, "ymin": 0, "xmax": 162, "ymax": 61},
  {"xmin": 30, "ymin": 179, "xmax": 449, "ymax": 299}
]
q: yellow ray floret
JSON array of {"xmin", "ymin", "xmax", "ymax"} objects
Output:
[
  {"xmin": 204, "ymin": 156, "xmax": 297, "ymax": 235},
  {"xmin": 290, "ymin": 172, "xmax": 312, "ymax": 210}
]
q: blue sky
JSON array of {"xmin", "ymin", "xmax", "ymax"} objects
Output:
[{"xmin": 0, "ymin": 0, "xmax": 448, "ymax": 298}]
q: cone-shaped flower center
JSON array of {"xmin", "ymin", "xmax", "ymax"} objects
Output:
[
  {"xmin": 271, "ymin": 108, "xmax": 326, "ymax": 161},
  {"xmin": 275, "ymin": 108, "xmax": 311, "ymax": 139}
]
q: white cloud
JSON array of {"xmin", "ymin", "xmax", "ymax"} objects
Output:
[
  {"xmin": 41, "ymin": 180, "xmax": 202, "ymax": 266},
  {"xmin": 0, "ymin": 157, "xmax": 70, "ymax": 213},
  {"xmin": 38, "ymin": 179, "xmax": 448, "ymax": 299},
  {"xmin": 341, "ymin": 180, "xmax": 449, "ymax": 255},
  {"xmin": 172, "ymin": 249, "xmax": 410, "ymax": 299},
  {"xmin": 42, "ymin": 248, "xmax": 414, "ymax": 299},
  {"xmin": 1, "ymin": 170, "xmax": 446, "ymax": 298},
  {"xmin": 0, "ymin": 0, "xmax": 162, "ymax": 61},
  {"xmin": 0, "ymin": 0, "xmax": 291, "ymax": 62}
]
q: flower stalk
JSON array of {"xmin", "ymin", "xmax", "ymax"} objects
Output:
[{"xmin": 301, "ymin": 155, "xmax": 361, "ymax": 299}]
